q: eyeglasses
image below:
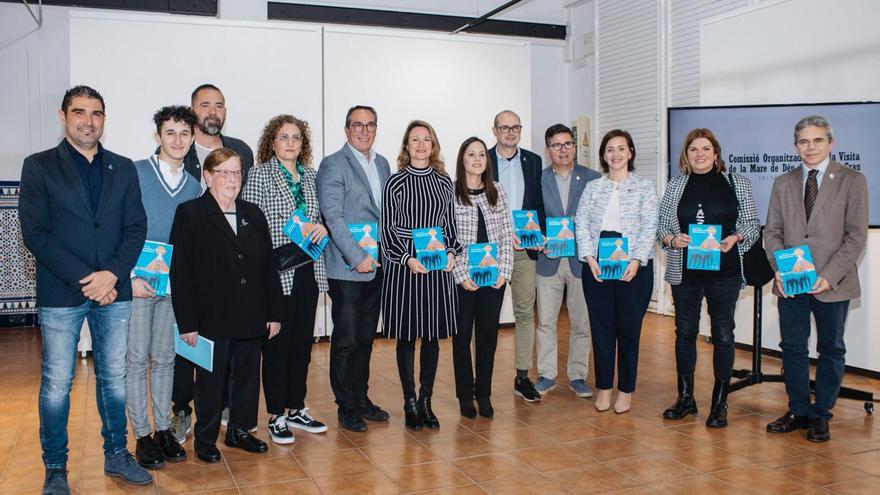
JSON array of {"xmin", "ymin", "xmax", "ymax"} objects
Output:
[
  {"xmin": 495, "ymin": 125, "xmax": 523, "ymax": 134},
  {"xmin": 211, "ymin": 169, "xmax": 243, "ymax": 179},
  {"xmin": 548, "ymin": 141, "xmax": 575, "ymax": 151},
  {"xmin": 350, "ymin": 122, "xmax": 378, "ymax": 133},
  {"xmin": 276, "ymin": 134, "xmax": 303, "ymax": 144}
]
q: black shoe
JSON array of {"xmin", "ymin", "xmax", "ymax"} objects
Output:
[
  {"xmin": 135, "ymin": 434, "xmax": 165, "ymax": 470},
  {"xmin": 806, "ymin": 418, "xmax": 831, "ymax": 442},
  {"xmin": 417, "ymin": 395, "xmax": 440, "ymax": 430},
  {"xmin": 404, "ymin": 397, "xmax": 423, "ymax": 431},
  {"xmin": 476, "ymin": 397, "xmax": 494, "ymax": 418},
  {"xmin": 358, "ymin": 399, "xmax": 390, "ymax": 422},
  {"xmin": 459, "ymin": 399, "xmax": 476, "ymax": 419},
  {"xmin": 194, "ymin": 441, "xmax": 221, "ymax": 463},
  {"xmin": 338, "ymin": 407, "xmax": 368, "ymax": 432},
  {"xmin": 224, "ymin": 427, "xmax": 268, "ymax": 453},
  {"xmin": 663, "ymin": 374, "xmax": 698, "ymax": 419},
  {"xmin": 766, "ymin": 411, "xmax": 811, "ymax": 433},
  {"xmin": 154, "ymin": 429, "xmax": 186, "ymax": 463},
  {"xmin": 42, "ymin": 467, "xmax": 69, "ymax": 495},
  {"xmin": 705, "ymin": 380, "xmax": 730, "ymax": 428},
  {"xmin": 514, "ymin": 376, "xmax": 542, "ymax": 403}
]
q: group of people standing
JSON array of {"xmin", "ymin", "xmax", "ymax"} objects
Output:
[{"xmin": 19, "ymin": 83, "xmax": 868, "ymax": 495}]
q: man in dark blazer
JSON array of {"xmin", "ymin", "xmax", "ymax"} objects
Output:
[
  {"xmin": 534, "ymin": 124, "xmax": 600, "ymax": 398},
  {"xmin": 18, "ymin": 85, "xmax": 151, "ymax": 493},
  {"xmin": 317, "ymin": 105, "xmax": 392, "ymax": 431},
  {"xmin": 487, "ymin": 110, "xmax": 546, "ymax": 403},
  {"xmin": 764, "ymin": 115, "xmax": 868, "ymax": 442}
]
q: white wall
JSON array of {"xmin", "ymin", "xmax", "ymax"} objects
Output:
[{"xmin": 700, "ymin": 0, "xmax": 880, "ymax": 372}]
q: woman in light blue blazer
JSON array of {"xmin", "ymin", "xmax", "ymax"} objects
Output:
[{"xmin": 575, "ymin": 129, "xmax": 658, "ymax": 414}]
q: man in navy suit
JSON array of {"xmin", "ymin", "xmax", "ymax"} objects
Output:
[
  {"xmin": 533, "ymin": 124, "xmax": 599, "ymax": 398},
  {"xmin": 487, "ymin": 110, "xmax": 546, "ymax": 403},
  {"xmin": 19, "ymin": 86, "xmax": 150, "ymax": 494}
]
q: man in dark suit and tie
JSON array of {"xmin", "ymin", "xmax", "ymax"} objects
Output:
[
  {"xmin": 764, "ymin": 115, "xmax": 868, "ymax": 442},
  {"xmin": 317, "ymin": 105, "xmax": 392, "ymax": 431},
  {"xmin": 534, "ymin": 124, "xmax": 600, "ymax": 398},
  {"xmin": 487, "ymin": 110, "xmax": 546, "ymax": 403},
  {"xmin": 19, "ymin": 86, "xmax": 151, "ymax": 493}
]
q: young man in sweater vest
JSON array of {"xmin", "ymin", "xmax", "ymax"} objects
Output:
[{"xmin": 127, "ymin": 106, "xmax": 201, "ymax": 469}]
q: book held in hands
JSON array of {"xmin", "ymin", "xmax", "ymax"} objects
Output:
[
  {"xmin": 512, "ymin": 209, "xmax": 544, "ymax": 249},
  {"xmin": 346, "ymin": 222, "xmax": 378, "ymax": 269},
  {"xmin": 134, "ymin": 240, "xmax": 173, "ymax": 296},
  {"xmin": 686, "ymin": 224, "xmax": 721, "ymax": 271},
  {"xmin": 412, "ymin": 226, "xmax": 446, "ymax": 271},
  {"xmin": 468, "ymin": 242, "xmax": 499, "ymax": 287},
  {"xmin": 282, "ymin": 209, "xmax": 329, "ymax": 261},
  {"xmin": 773, "ymin": 245, "xmax": 818, "ymax": 296},
  {"xmin": 545, "ymin": 216, "xmax": 576, "ymax": 258},
  {"xmin": 598, "ymin": 237, "xmax": 629, "ymax": 280}
]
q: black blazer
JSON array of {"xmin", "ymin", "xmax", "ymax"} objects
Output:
[
  {"xmin": 19, "ymin": 140, "xmax": 147, "ymax": 307},
  {"xmin": 169, "ymin": 193, "xmax": 283, "ymax": 340},
  {"xmin": 488, "ymin": 145, "xmax": 545, "ymax": 260}
]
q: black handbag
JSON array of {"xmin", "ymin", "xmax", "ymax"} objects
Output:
[
  {"xmin": 726, "ymin": 173, "xmax": 774, "ymax": 287},
  {"xmin": 273, "ymin": 242, "xmax": 313, "ymax": 272}
]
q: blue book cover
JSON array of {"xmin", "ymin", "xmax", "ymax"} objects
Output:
[
  {"xmin": 468, "ymin": 242, "xmax": 499, "ymax": 287},
  {"xmin": 173, "ymin": 324, "xmax": 214, "ymax": 372},
  {"xmin": 598, "ymin": 237, "xmax": 629, "ymax": 280},
  {"xmin": 345, "ymin": 222, "xmax": 379, "ymax": 269},
  {"xmin": 774, "ymin": 245, "xmax": 818, "ymax": 296},
  {"xmin": 282, "ymin": 209, "xmax": 329, "ymax": 261},
  {"xmin": 412, "ymin": 226, "xmax": 446, "ymax": 271},
  {"xmin": 545, "ymin": 216, "xmax": 576, "ymax": 258},
  {"xmin": 512, "ymin": 209, "xmax": 544, "ymax": 249},
  {"xmin": 133, "ymin": 240, "xmax": 173, "ymax": 296},
  {"xmin": 686, "ymin": 224, "xmax": 721, "ymax": 271}
]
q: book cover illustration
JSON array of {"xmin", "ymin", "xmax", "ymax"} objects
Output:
[
  {"xmin": 134, "ymin": 240, "xmax": 173, "ymax": 296},
  {"xmin": 468, "ymin": 242, "xmax": 499, "ymax": 287},
  {"xmin": 412, "ymin": 226, "xmax": 446, "ymax": 271},
  {"xmin": 345, "ymin": 222, "xmax": 378, "ymax": 269},
  {"xmin": 512, "ymin": 209, "xmax": 544, "ymax": 249},
  {"xmin": 773, "ymin": 245, "xmax": 817, "ymax": 296},
  {"xmin": 686, "ymin": 224, "xmax": 721, "ymax": 271},
  {"xmin": 282, "ymin": 209, "xmax": 329, "ymax": 261},
  {"xmin": 545, "ymin": 216, "xmax": 576, "ymax": 258},
  {"xmin": 597, "ymin": 237, "xmax": 629, "ymax": 280}
]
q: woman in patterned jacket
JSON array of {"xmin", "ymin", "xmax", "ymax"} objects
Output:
[
  {"xmin": 656, "ymin": 128, "xmax": 760, "ymax": 428},
  {"xmin": 451, "ymin": 137, "xmax": 514, "ymax": 419},
  {"xmin": 241, "ymin": 115, "xmax": 328, "ymax": 444},
  {"xmin": 575, "ymin": 129, "xmax": 658, "ymax": 414}
]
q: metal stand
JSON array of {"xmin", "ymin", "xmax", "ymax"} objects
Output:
[{"xmin": 729, "ymin": 285, "xmax": 875, "ymax": 415}]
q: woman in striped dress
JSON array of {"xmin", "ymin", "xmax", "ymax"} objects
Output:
[{"xmin": 381, "ymin": 120, "xmax": 463, "ymax": 431}]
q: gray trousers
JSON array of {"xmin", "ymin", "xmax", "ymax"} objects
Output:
[
  {"xmin": 125, "ymin": 295, "xmax": 176, "ymax": 438},
  {"xmin": 510, "ymin": 250, "xmax": 538, "ymax": 371},
  {"xmin": 536, "ymin": 261, "xmax": 590, "ymax": 381}
]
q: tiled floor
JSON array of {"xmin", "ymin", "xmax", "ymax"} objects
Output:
[{"xmin": 1, "ymin": 311, "xmax": 878, "ymax": 494}]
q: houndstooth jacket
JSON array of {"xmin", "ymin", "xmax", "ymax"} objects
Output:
[
  {"xmin": 452, "ymin": 183, "xmax": 514, "ymax": 285},
  {"xmin": 656, "ymin": 171, "xmax": 760, "ymax": 289},
  {"xmin": 241, "ymin": 156, "xmax": 328, "ymax": 294}
]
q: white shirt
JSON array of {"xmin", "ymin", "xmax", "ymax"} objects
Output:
[
  {"xmin": 347, "ymin": 142, "xmax": 383, "ymax": 208},
  {"xmin": 156, "ymin": 156, "xmax": 185, "ymax": 189},
  {"xmin": 496, "ymin": 147, "xmax": 524, "ymax": 211},
  {"xmin": 601, "ymin": 183, "xmax": 622, "ymax": 232}
]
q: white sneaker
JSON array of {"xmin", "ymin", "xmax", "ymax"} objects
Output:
[{"xmin": 268, "ymin": 415, "xmax": 295, "ymax": 444}]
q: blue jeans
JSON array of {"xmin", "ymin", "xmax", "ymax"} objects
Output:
[
  {"xmin": 39, "ymin": 301, "xmax": 131, "ymax": 468},
  {"xmin": 778, "ymin": 294, "xmax": 849, "ymax": 421}
]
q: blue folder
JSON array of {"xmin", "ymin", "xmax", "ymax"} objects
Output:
[{"xmin": 174, "ymin": 324, "xmax": 214, "ymax": 372}]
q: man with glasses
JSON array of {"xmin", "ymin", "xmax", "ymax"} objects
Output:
[
  {"xmin": 487, "ymin": 110, "xmax": 545, "ymax": 402},
  {"xmin": 534, "ymin": 124, "xmax": 599, "ymax": 398},
  {"xmin": 169, "ymin": 84, "xmax": 255, "ymax": 445},
  {"xmin": 317, "ymin": 105, "xmax": 392, "ymax": 431},
  {"xmin": 19, "ymin": 85, "xmax": 152, "ymax": 493}
]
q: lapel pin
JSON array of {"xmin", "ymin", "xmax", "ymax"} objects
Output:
[
  {"xmin": 576, "ymin": 175, "xmax": 580, "ymax": 181},
  {"xmin": 108, "ymin": 163, "xmax": 113, "ymax": 170},
  {"xmin": 828, "ymin": 173, "xmax": 835, "ymax": 179},
  {"xmin": 241, "ymin": 218, "xmax": 249, "ymax": 227}
]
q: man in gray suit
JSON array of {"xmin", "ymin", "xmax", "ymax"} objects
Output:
[
  {"xmin": 764, "ymin": 115, "xmax": 868, "ymax": 442},
  {"xmin": 534, "ymin": 124, "xmax": 600, "ymax": 397},
  {"xmin": 317, "ymin": 105, "xmax": 392, "ymax": 432}
]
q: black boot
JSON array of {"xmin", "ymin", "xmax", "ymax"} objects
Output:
[
  {"xmin": 663, "ymin": 374, "xmax": 698, "ymax": 419},
  {"xmin": 404, "ymin": 398, "xmax": 423, "ymax": 431},
  {"xmin": 459, "ymin": 399, "xmax": 477, "ymax": 418},
  {"xmin": 705, "ymin": 380, "xmax": 730, "ymax": 428},
  {"xmin": 417, "ymin": 395, "xmax": 440, "ymax": 430},
  {"xmin": 476, "ymin": 397, "xmax": 494, "ymax": 418}
]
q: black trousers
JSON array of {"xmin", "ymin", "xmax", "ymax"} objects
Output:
[
  {"xmin": 172, "ymin": 354, "xmax": 196, "ymax": 415},
  {"xmin": 328, "ymin": 273, "xmax": 382, "ymax": 409},
  {"xmin": 582, "ymin": 260, "xmax": 653, "ymax": 393},
  {"xmin": 396, "ymin": 338, "xmax": 440, "ymax": 400},
  {"xmin": 194, "ymin": 336, "xmax": 261, "ymax": 446},
  {"xmin": 262, "ymin": 264, "xmax": 318, "ymax": 415},
  {"xmin": 670, "ymin": 276, "xmax": 741, "ymax": 381},
  {"xmin": 453, "ymin": 285, "xmax": 505, "ymax": 400}
]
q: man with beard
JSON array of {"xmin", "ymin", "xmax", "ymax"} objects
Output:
[
  {"xmin": 168, "ymin": 84, "xmax": 254, "ymax": 444},
  {"xmin": 182, "ymin": 84, "xmax": 254, "ymax": 189}
]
